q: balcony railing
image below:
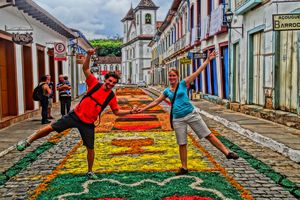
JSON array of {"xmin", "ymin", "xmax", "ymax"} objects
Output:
[
  {"xmin": 167, "ymin": 44, "xmax": 174, "ymax": 57},
  {"xmin": 174, "ymin": 38, "xmax": 181, "ymax": 52},
  {"xmin": 181, "ymin": 34, "xmax": 187, "ymax": 49}
]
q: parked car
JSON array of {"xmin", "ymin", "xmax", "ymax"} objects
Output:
[{"xmin": 137, "ymin": 81, "xmax": 147, "ymax": 88}]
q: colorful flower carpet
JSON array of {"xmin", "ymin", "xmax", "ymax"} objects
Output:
[{"xmin": 29, "ymin": 88, "xmax": 251, "ymax": 200}]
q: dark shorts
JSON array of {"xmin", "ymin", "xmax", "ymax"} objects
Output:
[{"xmin": 51, "ymin": 110, "xmax": 95, "ymax": 149}]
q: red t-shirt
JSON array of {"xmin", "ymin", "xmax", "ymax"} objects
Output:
[{"xmin": 74, "ymin": 74, "xmax": 119, "ymax": 124}]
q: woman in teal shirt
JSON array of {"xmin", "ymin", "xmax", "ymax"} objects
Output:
[{"xmin": 138, "ymin": 51, "xmax": 239, "ymax": 175}]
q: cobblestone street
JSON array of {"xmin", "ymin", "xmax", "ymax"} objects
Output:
[{"xmin": 0, "ymin": 87, "xmax": 299, "ymax": 199}]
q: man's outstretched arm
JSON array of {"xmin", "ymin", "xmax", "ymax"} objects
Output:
[
  {"xmin": 112, "ymin": 107, "xmax": 137, "ymax": 116},
  {"xmin": 83, "ymin": 49, "xmax": 96, "ymax": 79}
]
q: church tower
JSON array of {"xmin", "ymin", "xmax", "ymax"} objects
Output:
[
  {"xmin": 121, "ymin": 0, "xmax": 159, "ymax": 84},
  {"xmin": 121, "ymin": 5, "xmax": 134, "ymax": 44},
  {"xmin": 134, "ymin": 0, "xmax": 158, "ymax": 36}
]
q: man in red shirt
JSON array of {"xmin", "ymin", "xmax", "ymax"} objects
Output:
[{"xmin": 17, "ymin": 49, "xmax": 136, "ymax": 180}]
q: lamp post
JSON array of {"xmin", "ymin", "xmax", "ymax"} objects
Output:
[
  {"xmin": 225, "ymin": 9, "xmax": 243, "ymax": 37},
  {"xmin": 69, "ymin": 42, "xmax": 77, "ymax": 99},
  {"xmin": 224, "ymin": 9, "xmax": 243, "ymax": 103}
]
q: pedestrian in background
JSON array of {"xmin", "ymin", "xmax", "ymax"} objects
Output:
[
  {"xmin": 64, "ymin": 75, "xmax": 72, "ymax": 113},
  {"xmin": 187, "ymin": 81, "xmax": 195, "ymax": 100},
  {"xmin": 39, "ymin": 75, "xmax": 52, "ymax": 124},
  {"xmin": 46, "ymin": 75, "xmax": 54, "ymax": 119},
  {"xmin": 57, "ymin": 74, "xmax": 71, "ymax": 117},
  {"xmin": 138, "ymin": 51, "xmax": 239, "ymax": 176}
]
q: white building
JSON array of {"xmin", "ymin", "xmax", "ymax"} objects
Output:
[
  {"xmin": 0, "ymin": 0, "xmax": 91, "ymax": 128},
  {"xmin": 121, "ymin": 0, "xmax": 159, "ymax": 84},
  {"xmin": 229, "ymin": 0, "xmax": 300, "ymax": 114}
]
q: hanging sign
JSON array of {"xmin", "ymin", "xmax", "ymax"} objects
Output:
[
  {"xmin": 12, "ymin": 33, "xmax": 33, "ymax": 45},
  {"xmin": 273, "ymin": 14, "xmax": 300, "ymax": 31},
  {"xmin": 193, "ymin": 52, "xmax": 207, "ymax": 59},
  {"xmin": 54, "ymin": 42, "xmax": 67, "ymax": 61},
  {"xmin": 180, "ymin": 57, "xmax": 192, "ymax": 65}
]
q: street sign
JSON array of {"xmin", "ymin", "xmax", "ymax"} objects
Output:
[
  {"xmin": 54, "ymin": 42, "xmax": 67, "ymax": 61},
  {"xmin": 12, "ymin": 33, "xmax": 33, "ymax": 45},
  {"xmin": 273, "ymin": 14, "xmax": 300, "ymax": 31},
  {"xmin": 193, "ymin": 52, "xmax": 207, "ymax": 59},
  {"xmin": 180, "ymin": 57, "xmax": 192, "ymax": 65}
]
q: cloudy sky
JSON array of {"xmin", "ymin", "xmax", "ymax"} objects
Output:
[{"xmin": 34, "ymin": 0, "xmax": 172, "ymax": 39}]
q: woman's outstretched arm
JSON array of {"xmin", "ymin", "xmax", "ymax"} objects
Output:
[
  {"xmin": 184, "ymin": 51, "xmax": 217, "ymax": 84},
  {"xmin": 137, "ymin": 93, "xmax": 166, "ymax": 113}
]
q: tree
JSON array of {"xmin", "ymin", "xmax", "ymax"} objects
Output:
[{"xmin": 89, "ymin": 38, "xmax": 122, "ymax": 57}]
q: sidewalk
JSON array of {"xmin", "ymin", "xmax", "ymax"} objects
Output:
[
  {"xmin": 149, "ymin": 86, "xmax": 300, "ymax": 163},
  {"xmin": 0, "ymin": 99, "xmax": 79, "ymax": 155}
]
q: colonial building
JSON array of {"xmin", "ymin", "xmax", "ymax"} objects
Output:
[
  {"xmin": 0, "ymin": 0, "xmax": 92, "ymax": 128},
  {"xmin": 150, "ymin": 0, "xmax": 229, "ymax": 101},
  {"xmin": 229, "ymin": 0, "xmax": 300, "ymax": 115},
  {"xmin": 150, "ymin": 0, "xmax": 300, "ymax": 128},
  {"xmin": 121, "ymin": 0, "xmax": 159, "ymax": 84}
]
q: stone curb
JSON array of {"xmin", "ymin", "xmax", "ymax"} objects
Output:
[
  {"xmin": 198, "ymin": 109, "xmax": 300, "ymax": 163},
  {"xmin": 0, "ymin": 145, "xmax": 15, "ymax": 158}
]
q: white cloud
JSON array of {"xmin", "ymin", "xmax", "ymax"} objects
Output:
[{"xmin": 34, "ymin": 0, "xmax": 171, "ymax": 39}]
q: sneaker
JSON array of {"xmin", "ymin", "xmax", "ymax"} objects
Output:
[
  {"xmin": 226, "ymin": 152, "xmax": 239, "ymax": 160},
  {"xmin": 16, "ymin": 140, "xmax": 30, "ymax": 151},
  {"xmin": 175, "ymin": 168, "xmax": 189, "ymax": 176},
  {"xmin": 86, "ymin": 171, "xmax": 98, "ymax": 180}
]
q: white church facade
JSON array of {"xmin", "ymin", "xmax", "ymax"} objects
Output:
[{"xmin": 121, "ymin": 0, "xmax": 158, "ymax": 84}]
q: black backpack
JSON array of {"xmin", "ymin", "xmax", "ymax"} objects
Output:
[
  {"xmin": 79, "ymin": 83, "xmax": 115, "ymax": 125},
  {"xmin": 32, "ymin": 83, "xmax": 46, "ymax": 101}
]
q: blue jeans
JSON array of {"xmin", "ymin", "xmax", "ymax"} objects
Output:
[{"xmin": 40, "ymin": 95, "xmax": 49, "ymax": 123}]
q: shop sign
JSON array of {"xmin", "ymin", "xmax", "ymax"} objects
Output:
[
  {"xmin": 180, "ymin": 57, "xmax": 192, "ymax": 65},
  {"xmin": 273, "ymin": 14, "xmax": 300, "ymax": 31},
  {"xmin": 12, "ymin": 33, "xmax": 33, "ymax": 45},
  {"xmin": 54, "ymin": 42, "xmax": 67, "ymax": 61},
  {"xmin": 193, "ymin": 52, "xmax": 207, "ymax": 59}
]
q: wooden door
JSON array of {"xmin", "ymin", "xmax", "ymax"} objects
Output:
[
  {"xmin": 58, "ymin": 61, "xmax": 63, "ymax": 76},
  {"xmin": 233, "ymin": 43, "xmax": 240, "ymax": 102},
  {"xmin": 0, "ymin": 39, "xmax": 17, "ymax": 118},
  {"xmin": 251, "ymin": 32, "xmax": 264, "ymax": 105},
  {"xmin": 37, "ymin": 49, "xmax": 45, "ymax": 81},
  {"xmin": 221, "ymin": 46, "xmax": 229, "ymax": 99},
  {"xmin": 0, "ymin": 39, "xmax": 8, "ymax": 118},
  {"xmin": 278, "ymin": 31, "xmax": 298, "ymax": 113},
  {"xmin": 211, "ymin": 57, "xmax": 218, "ymax": 96},
  {"xmin": 22, "ymin": 46, "xmax": 34, "ymax": 110}
]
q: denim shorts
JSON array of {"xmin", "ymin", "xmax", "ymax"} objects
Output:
[
  {"xmin": 173, "ymin": 108, "xmax": 211, "ymax": 145},
  {"xmin": 51, "ymin": 110, "xmax": 95, "ymax": 149}
]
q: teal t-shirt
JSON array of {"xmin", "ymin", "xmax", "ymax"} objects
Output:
[{"xmin": 163, "ymin": 80, "xmax": 194, "ymax": 119}]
